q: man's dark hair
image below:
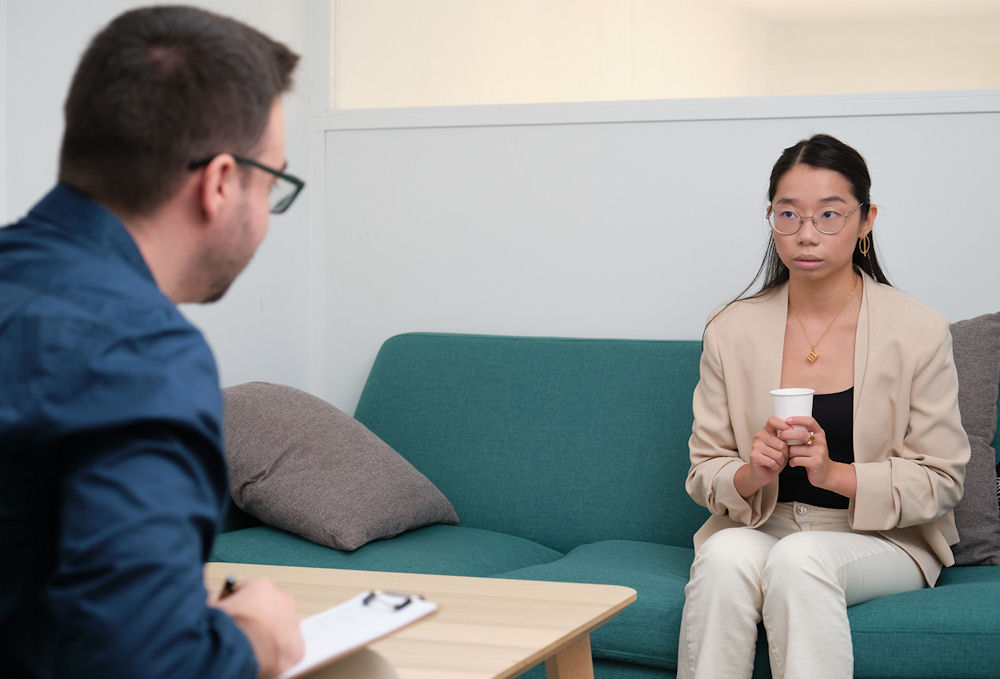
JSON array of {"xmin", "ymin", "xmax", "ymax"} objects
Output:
[{"xmin": 58, "ymin": 5, "xmax": 299, "ymax": 215}]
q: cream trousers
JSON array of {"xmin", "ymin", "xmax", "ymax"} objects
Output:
[{"xmin": 677, "ymin": 502, "xmax": 925, "ymax": 679}]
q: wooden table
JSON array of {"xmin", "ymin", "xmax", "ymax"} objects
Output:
[{"xmin": 205, "ymin": 562, "xmax": 635, "ymax": 679}]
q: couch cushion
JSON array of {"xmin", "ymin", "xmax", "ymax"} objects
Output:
[
  {"xmin": 353, "ymin": 334, "xmax": 709, "ymax": 553},
  {"xmin": 222, "ymin": 382, "xmax": 458, "ymax": 552},
  {"xmin": 949, "ymin": 312, "xmax": 1000, "ymax": 565},
  {"xmin": 210, "ymin": 523, "xmax": 563, "ymax": 577},
  {"xmin": 497, "ymin": 540, "xmax": 694, "ymax": 670},
  {"xmin": 848, "ymin": 565, "xmax": 1000, "ymax": 678}
]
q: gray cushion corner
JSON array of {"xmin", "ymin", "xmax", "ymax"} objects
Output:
[
  {"xmin": 948, "ymin": 311, "xmax": 1000, "ymax": 566},
  {"xmin": 221, "ymin": 381, "xmax": 458, "ymax": 552}
]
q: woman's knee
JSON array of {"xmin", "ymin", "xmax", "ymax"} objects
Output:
[
  {"xmin": 761, "ymin": 533, "xmax": 839, "ymax": 593},
  {"xmin": 692, "ymin": 528, "xmax": 775, "ymax": 583}
]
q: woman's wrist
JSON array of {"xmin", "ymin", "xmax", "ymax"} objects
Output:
[
  {"xmin": 818, "ymin": 461, "xmax": 858, "ymax": 500},
  {"xmin": 734, "ymin": 462, "xmax": 764, "ymax": 500}
]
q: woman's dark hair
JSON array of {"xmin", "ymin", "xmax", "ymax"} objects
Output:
[
  {"xmin": 58, "ymin": 6, "xmax": 299, "ymax": 216},
  {"xmin": 725, "ymin": 134, "xmax": 891, "ymax": 311}
]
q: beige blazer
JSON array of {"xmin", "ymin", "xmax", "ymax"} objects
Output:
[{"xmin": 686, "ymin": 273, "xmax": 971, "ymax": 585}]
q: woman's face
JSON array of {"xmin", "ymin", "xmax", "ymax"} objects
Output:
[{"xmin": 769, "ymin": 163, "xmax": 874, "ymax": 282}]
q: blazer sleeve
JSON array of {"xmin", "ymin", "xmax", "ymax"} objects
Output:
[
  {"xmin": 850, "ymin": 315, "xmax": 970, "ymax": 530},
  {"xmin": 686, "ymin": 318, "xmax": 770, "ymax": 527}
]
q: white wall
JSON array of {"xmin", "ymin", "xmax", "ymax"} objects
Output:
[
  {"xmin": 3, "ymin": 0, "xmax": 319, "ymax": 397},
  {"xmin": 320, "ymin": 95, "xmax": 1000, "ymax": 411}
]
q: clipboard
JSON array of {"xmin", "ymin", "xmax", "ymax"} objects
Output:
[{"xmin": 278, "ymin": 590, "xmax": 438, "ymax": 679}]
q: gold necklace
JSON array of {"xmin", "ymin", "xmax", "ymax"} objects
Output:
[{"xmin": 789, "ymin": 277, "xmax": 858, "ymax": 362}]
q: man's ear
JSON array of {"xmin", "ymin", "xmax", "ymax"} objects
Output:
[{"xmin": 196, "ymin": 153, "xmax": 239, "ymax": 222}]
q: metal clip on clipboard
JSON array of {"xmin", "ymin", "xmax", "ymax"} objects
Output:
[
  {"xmin": 277, "ymin": 589, "xmax": 438, "ymax": 679},
  {"xmin": 362, "ymin": 589, "xmax": 424, "ymax": 611}
]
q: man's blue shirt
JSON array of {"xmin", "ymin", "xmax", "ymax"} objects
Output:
[{"xmin": 0, "ymin": 185, "xmax": 257, "ymax": 678}]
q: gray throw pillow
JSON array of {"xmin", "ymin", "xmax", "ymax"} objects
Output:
[
  {"xmin": 222, "ymin": 382, "xmax": 458, "ymax": 551},
  {"xmin": 949, "ymin": 312, "xmax": 1000, "ymax": 566}
]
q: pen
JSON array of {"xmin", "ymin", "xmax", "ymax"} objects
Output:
[{"xmin": 219, "ymin": 574, "xmax": 238, "ymax": 600}]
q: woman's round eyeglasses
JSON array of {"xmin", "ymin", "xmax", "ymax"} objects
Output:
[{"xmin": 767, "ymin": 202, "xmax": 864, "ymax": 235}]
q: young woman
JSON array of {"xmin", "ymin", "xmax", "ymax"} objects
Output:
[{"xmin": 679, "ymin": 134, "xmax": 971, "ymax": 679}]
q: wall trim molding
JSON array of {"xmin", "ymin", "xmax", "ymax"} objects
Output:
[{"xmin": 322, "ymin": 89, "xmax": 1000, "ymax": 132}]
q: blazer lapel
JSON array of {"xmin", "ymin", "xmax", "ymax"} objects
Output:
[{"xmin": 767, "ymin": 283, "xmax": 790, "ymax": 388}]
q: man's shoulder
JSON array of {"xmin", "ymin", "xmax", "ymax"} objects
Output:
[
  {"xmin": 1, "ymin": 185, "xmax": 163, "ymax": 315},
  {"xmin": 1, "ymin": 198, "xmax": 200, "ymax": 361},
  {"xmin": 0, "ymin": 268, "xmax": 221, "ymax": 442},
  {"xmin": 3, "ymin": 256, "xmax": 206, "ymax": 359}
]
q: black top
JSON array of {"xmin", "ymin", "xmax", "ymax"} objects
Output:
[{"xmin": 777, "ymin": 387, "xmax": 855, "ymax": 509}]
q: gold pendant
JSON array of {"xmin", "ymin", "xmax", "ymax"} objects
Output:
[{"xmin": 807, "ymin": 349, "xmax": 819, "ymax": 362}]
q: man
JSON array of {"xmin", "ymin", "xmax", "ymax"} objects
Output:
[{"xmin": 0, "ymin": 6, "xmax": 306, "ymax": 678}]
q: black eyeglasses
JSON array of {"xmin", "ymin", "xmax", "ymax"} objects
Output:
[{"xmin": 188, "ymin": 154, "xmax": 305, "ymax": 214}]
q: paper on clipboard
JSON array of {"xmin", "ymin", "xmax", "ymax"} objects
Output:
[{"xmin": 278, "ymin": 590, "xmax": 438, "ymax": 679}]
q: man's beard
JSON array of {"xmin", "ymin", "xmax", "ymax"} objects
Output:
[{"xmin": 196, "ymin": 200, "xmax": 256, "ymax": 304}]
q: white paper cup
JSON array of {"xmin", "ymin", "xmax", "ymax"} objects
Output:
[{"xmin": 770, "ymin": 388, "xmax": 814, "ymax": 445}]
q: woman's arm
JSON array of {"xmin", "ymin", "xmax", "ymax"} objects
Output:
[
  {"xmin": 850, "ymin": 315, "xmax": 971, "ymax": 530},
  {"xmin": 687, "ymin": 320, "xmax": 775, "ymax": 526}
]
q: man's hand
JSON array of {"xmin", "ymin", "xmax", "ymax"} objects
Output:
[{"xmin": 212, "ymin": 578, "xmax": 304, "ymax": 679}]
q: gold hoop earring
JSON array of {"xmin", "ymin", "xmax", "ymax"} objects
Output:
[{"xmin": 858, "ymin": 234, "xmax": 871, "ymax": 256}]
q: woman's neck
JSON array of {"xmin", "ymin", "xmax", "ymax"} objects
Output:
[{"xmin": 787, "ymin": 269, "xmax": 861, "ymax": 317}]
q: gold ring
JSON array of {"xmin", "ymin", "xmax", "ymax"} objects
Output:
[{"xmin": 807, "ymin": 432, "xmax": 815, "ymax": 446}]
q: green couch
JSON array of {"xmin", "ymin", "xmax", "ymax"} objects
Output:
[{"xmin": 213, "ymin": 332, "xmax": 1000, "ymax": 678}]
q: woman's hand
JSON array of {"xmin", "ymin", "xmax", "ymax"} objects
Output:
[
  {"xmin": 783, "ymin": 416, "xmax": 857, "ymax": 499},
  {"xmin": 735, "ymin": 416, "xmax": 790, "ymax": 499}
]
